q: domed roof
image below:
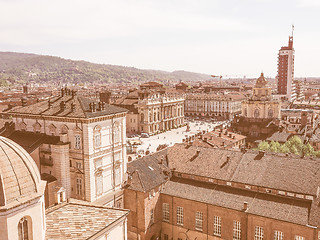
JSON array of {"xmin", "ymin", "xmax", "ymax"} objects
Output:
[
  {"xmin": 255, "ymin": 73, "xmax": 268, "ymax": 88},
  {"xmin": 0, "ymin": 136, "xmax": 43, "ymax": 207}
]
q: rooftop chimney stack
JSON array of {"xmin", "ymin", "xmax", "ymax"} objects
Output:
[
  {"xmin": 21, "ymin": 98, "xmax": 27, "ymax": 107},
  {"xmin": 60, "ymin": 101, "xmax": 66, "ymax": 111},
  {"xmin": 71, "ymin": 103, "xmax": 75, "ymax": 112}
]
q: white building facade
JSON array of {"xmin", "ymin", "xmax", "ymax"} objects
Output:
[{"xmin": 0, "ymin": 88, "xmax": 128, "ymax": 207}]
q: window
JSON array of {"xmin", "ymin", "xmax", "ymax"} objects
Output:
[
  {"xmin": 164, "ymin": 234, "xmax": 169, "ymax": 240},
  {"xmin": 113, "ymin": 122, "xmax": 121, "ymax": 143},
  {"xmin": 18, "ymin": 217, "xmax": 30, "ymax": 240},
  {"xmin": 95, "ymin": 158, "xmax": 103, "ymax": 169},
  {"xmin": 94, "ymin": 125, "xmax": 101, "ymax": 148},
  {"xmin": 274, "ymin": 231, "xmax": 283, "ymax": 240},
  {"xmin": 295, "ymin": 236, "xmax": 304, "ymax": 240},
  {"xmin": 254, "ymin": 226, "xmax": 264, "ymax": 240},
  {"xmin": 254, "ymin": 108, "xmax": 260, "ymax": 118},
  {"xmin": 268, "ymin": 109, "xmax": 273, "ymax": 118},
  {"xmin": 214, "ymin": 216, "xmax": 221, "ymax": 236},
  {"xmin": 233, "ymin": 221, "xmax": 241, "ymax": 240},
  {"xmin": 75, "ymin": 162, "xmax": 81, "ymax": 169},
  {"xmin": 177, "ymin": 206, "xmax": 183, "ymax": 225},
  {"xmin": 195, "ymin": 211, "xmax": 203, "ymax": 231},
  {"xmin": 95, "ymin": 134, "xmax": 101, "ymax": 148},
  {"xmin": 115, "ymin": 167, "xmax": 121, "ymax": 186},
  {"xmin": 75, "ymin": 135, "xmax": 81, "ymax": 149},
  {"xmin": 96, "ymin": 174, "xmax": 103, "ymax": 196},
  {"xmin": 163, "ymin": 203, "xmax": 170, "ymax": 222},
  {"xmin": 150, "ymin": 209, "xmax": 154, "ymax": 224},
  {"xmin": 76, "ymin": 178, "xmax": 82, "ymax": 195}
]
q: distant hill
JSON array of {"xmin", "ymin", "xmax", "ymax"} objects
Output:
[{"xmin": 0, "ymin": 52, "xmax": 212, "ymax": 86}]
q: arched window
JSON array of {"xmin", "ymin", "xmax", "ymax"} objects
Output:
[
  {"xmin": 33, "ymin": 122, "xmax": 41, "ymax": 132},
  {"xmin": 254, "ymin": 108, "xmax": 260, "ymax": 118},
  {"xmin": 20, "ymin": 122, "xmax": 27, "ymax": 131},
  {"xmin": 268, "ymin": 109, "xmax": 273, "ymax": 118},
  {"xmin": 60, "ymin": 124, "xmax": 68, "ymax": 134},
  {"xmin": 48, "ymin": 124, "xmax": 56, "ymax": 135},
  {"xmin": 140, "ymin": 113, "xmax": 144, "ymax": 123},
  {"xmin": 18, "ymin": 217, "xmax": 30, "ymax": 240}
]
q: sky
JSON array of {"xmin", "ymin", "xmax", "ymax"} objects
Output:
[{"xmin": 1, "ymin": 0, "xmax": 320, "ymax": 78}]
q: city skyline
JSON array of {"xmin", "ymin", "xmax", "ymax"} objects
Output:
[{"xmin": 1, "ymin": 0, "xmax": 320, "ymax": 78}]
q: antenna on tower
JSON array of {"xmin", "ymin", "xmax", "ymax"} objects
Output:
[{"xmin": 291, "ymin": 24, "xmax": 294, "ymax": 37}]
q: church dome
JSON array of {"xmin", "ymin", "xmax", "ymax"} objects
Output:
[
  {"xmin": 0, "ymin": 136, "xmax": 43, "ymax": 207},
  {"xmin": 255, "ymin": 73, "xmax": 268, "ymax": 88}
]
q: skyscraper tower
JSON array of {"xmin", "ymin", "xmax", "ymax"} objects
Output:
[{"xmin": 276, "ymin": 27, "xmax": 296, "ymax": 101}]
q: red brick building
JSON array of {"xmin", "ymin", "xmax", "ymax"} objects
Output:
[
  {"xmin": 276, "ymin": 35, "xmax": 296, "ymax": 101},
  {"xmin": 125, "ymin": 144, "xmax": 320, "ymax": 240}
]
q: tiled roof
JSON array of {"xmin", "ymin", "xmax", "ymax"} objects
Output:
[
  {"xmin": 266, "ymin": 131, "xmax": 292, "ymax": 143},
  {"xmin": 167, "ymin": 144, "xmax": 320, "ymax": 195},
  {"xmin": 127, "ymin": 149, "xmax": 170, "ymax": 192},
  {"xmin": 191, "ymin": 129, "xmax": 246, "ymax": 149},
  {"xmin": 162, "ymin": 178, "xmax": 310, "ymax": 226},
  {"xmin": 45, "ymin": 201, "xmax": 129, "ymax": 240},
  {"xmin": 6, "ymin": 131, "xmax": 60, "ymax": 153},
  {"xmin": 7, "ymin": 95, "xmax": 127, "ymax": 119}
]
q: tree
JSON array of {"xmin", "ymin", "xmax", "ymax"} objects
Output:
[
  {"xmin": 303, "ymin": 143, "xmax": 315, "ymax": 156},
  {"xmin": 269, "ymin": 141, "xmax": 281, "ymax": 152},
  {"xmin": 279, "ymin": 144, "xmax": 290, "ymax": 154},
  {"xmin": 258, "ymin": 141, "xmax": 270, "ymax": 151}
]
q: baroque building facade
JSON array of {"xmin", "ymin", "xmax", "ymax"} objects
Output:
[
  {"xmin": 184, "ymin": 93, "xmax": 245, "ymax": 120},
  {"xmin": 115, "ymin": 82, "xmax": 185, "ymax": 135},
  {"xmin": 0, "ymin": 88, "xmax": 128, "ymax": 207},
  {"xmin": 232, "ymin": 73, "xmax": 281, "ymax": 143}
]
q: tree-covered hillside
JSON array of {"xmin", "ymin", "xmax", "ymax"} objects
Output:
[{"xmin": 0, "ymin": 52, "xmax": 212, "ymax": 86}]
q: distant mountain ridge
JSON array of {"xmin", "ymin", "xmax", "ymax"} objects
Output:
[{"xmin": 0, "ymin": 52, "xmax": 212, "ymax": 86}]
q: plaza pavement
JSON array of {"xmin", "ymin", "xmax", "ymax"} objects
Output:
[{"xmin": 133, "ymin": 120, "xmax": 228, "ymax": 155}]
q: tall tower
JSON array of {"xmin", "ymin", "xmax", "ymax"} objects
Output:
[{"xmin": 276, "ymin": 27, "xmax": 296, "ymax": 101}]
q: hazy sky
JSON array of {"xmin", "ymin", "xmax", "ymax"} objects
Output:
[{"xmin": 1, "ymin": 0, "xmax": 320, "ymax": 78}]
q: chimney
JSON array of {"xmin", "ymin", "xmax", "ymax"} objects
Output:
[
  {"xmin": 60, "ymin": 101, "xmax": 66, "ymax": 111},
  {"xmin": 98, "ymin": 101, "xmax": 104, "ymax": 111},
  {"xmin": 190, "ymin": 150, "xmax": 200, "ymax": 161},
  {"xmin": 21, "ymin": 98, "xmax": 27, "ymax": 107},
  {"xmin": 229, "ymin": 133, "xmax": 232, "ymax": 138},
  {"xmin": 243, "ymin": 201, "xmax": 248, "ymax": 211},
  {"xmin": 93, "ymin": 103, "xmax": 96, "ymax": 112},
  {"xmin": 23, "ymin": 85, "xmax": 28, "ymax": 94},
  {"xmin": 219, "ymin": 132, "xmax": 222, "ymax": 137},
  {"xmin": 71, "ymin": 103, "xmax": 75, "ymax": 112},
  {"xmin": 48, "ymin": 100, "xmax": 52, "ymax": 108},
  {"xmin": 61, "ymin": 88, "xmax": 65, "ymax": 96}
]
